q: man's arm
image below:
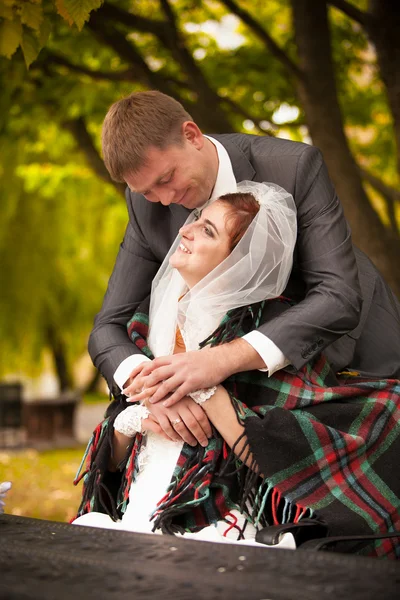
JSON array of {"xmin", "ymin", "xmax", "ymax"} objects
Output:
[
  {"xmin": 257, "ymin": 145, "xmax": 362, "ymax": 369},
  {"xmin": 88, "ymin": 189, "xmax": 160, "ymax": 391},
  {"xmin": 123, "ymin": 145, "xmax": 362, "ymax": 405},
  {"xmin": 123, "ymin": 337, "xmax": 264, "ymax": 406}
]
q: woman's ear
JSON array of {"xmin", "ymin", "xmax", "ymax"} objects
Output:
[{"xmin": 182, "ymin": 121, "xmax": 204, "ymax": 150}]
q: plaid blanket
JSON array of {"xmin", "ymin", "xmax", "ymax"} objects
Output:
[{"xmin": 75, "ymin": 300, "xmax": 400, "ymax": 558}]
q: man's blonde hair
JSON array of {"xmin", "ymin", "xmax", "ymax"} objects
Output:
[{"xmin": 102, "ymin": 90, "xmax": 193, "ymax": 182}]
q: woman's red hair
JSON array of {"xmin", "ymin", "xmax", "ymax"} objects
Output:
[{"xmin": 217, "ymin": 192, "xmax": 260, "ymax": 250}]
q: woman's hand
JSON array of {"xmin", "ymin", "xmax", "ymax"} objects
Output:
[
  {"xmin": 144, "ymin": 396, "xmax": 212, "ymax": 447},
  {"xmin": 141, "ymin": 414, "xmax": 171, "ymax": 441}
]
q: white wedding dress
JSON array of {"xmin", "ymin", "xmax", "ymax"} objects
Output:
[{"xmin": 73, "ymin": 428, "xmax": 295, "ymax": 549}]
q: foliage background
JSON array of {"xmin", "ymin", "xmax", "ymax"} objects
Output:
[{"xmin": 0, "ymin": 0, "xmax": 399, "ymax": 521}]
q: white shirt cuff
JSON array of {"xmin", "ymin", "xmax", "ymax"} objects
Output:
[
  {"xmin": 242, "ymin": 331, "xmax": 290, "ymax": 375},
  {"xmin": 114, "ymin": 355, "xmax": 151, "ymax": 390}
]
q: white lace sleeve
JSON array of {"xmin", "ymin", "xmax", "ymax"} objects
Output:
[
  {"xmin": 113, "ymin": 405, "xmax": 150, "ymax": 437},
  {"xmin": 188, "ymin": 386, "xmax": 217, "ymax": 404}
]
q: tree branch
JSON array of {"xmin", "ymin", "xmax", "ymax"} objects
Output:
[
  {"xmin": 360, "ymin": 168, "xmax": 400, "ymax": 204},
  {"xmin": 360, "ymin": 167, "xmax": 399, "ymax": 236},
  {"xmin": 219, "ymin": 0, "xmax": 303, "ymax": 80},
  {"xmin": 95, "ymin": 0, "xmax": 199, "ymax": 86},
  {"xmin": 157, "ymin": 0, "xmax": 234, "ymax": 131},
  {"xmin": 327, "ymin": 0, "xmax": 374, "ymax": 28},
  {"xmin": 62, "ymin": 117, "xmax": 125, "ymax": 197},
  {"xmin": 39, "ymin": 50, "xmax": 139, "ymax": 82},
  {"xmin": 88, "ymin": 1, "xmax": 234, "ymax": 132},
  {"xmin": 87, "ymin": 13, "xmax": 182, "ymax": 98},
  {"xmin": 97, "ymin": 2, "xmax": 166, "ymax": 39},
  {"xmin": 39, "ymin": 49, "xmax": 186, "ymax": 90},
  {"xmin": 159, "ymin": 0, "xmax": 212, "ymax": 88},
  {"xmin": 221, "ymin": 97, "xmax": 275, "ymax": 136}
]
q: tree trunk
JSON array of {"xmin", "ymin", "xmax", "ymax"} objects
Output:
[
  {"xmin": 368, "ymin": 0, "xmax": 400, "ymax": 176},
  {"xmin": 46, "ymin": 325, "xmax": 74, "ymax": 392},
  {"xmin": 292, "ymin": 0, "xmax": 400, "ymax": 296}
]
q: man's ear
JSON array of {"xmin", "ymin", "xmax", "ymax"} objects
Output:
[{"xmin": 182, "ymin": 121, "xmax": 204, "ymax": 149}]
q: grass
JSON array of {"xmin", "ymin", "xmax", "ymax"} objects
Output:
[
  {"xmin": 0, "ymin": 392, "xmax": 109, "ymax": 522},
  {"xmin": 82, "ymin": 391, "xmax": 109, "ymax": 405},
  {"xmin": 0, "ymin": 446, "xmax": 86, "ymax": 523}
]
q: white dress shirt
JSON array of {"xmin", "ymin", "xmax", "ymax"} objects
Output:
[{"xmin": 114, "ymin": 136, "xmax": 289, "ymax": 389}]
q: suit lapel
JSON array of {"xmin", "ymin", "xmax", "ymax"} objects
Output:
[
  {"xmin": 169, "ymin": 204, "xmax": 191, "ymax": 229},
  {"xmin": 212, "ymin": 134, "xmax": 256, "ymax": 182}
]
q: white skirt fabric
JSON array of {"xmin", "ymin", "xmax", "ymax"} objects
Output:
[{"xmin": 73, "ymin": 432, "xmax": 295, "ymax": 550}]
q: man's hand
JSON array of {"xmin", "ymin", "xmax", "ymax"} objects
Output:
[
  {"xmin": 143, "ymin": 396, "xmax": 212, "ymax": 447},
  {"xmin": 122, "ymin": 339, "xmax": 266, "ymax": 407}
]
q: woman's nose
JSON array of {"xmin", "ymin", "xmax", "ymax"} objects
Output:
[{"xmin": 179, "ymin": 223, "xmax": 194, "ymax": 238}]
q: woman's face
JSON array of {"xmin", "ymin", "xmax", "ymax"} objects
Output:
[{"xmin": 169, "ymin": 201, "xmax": 232, "ymax": 288}]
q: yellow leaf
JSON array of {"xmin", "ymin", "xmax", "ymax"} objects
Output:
[
  {"xmin": 0, "ymin": 17, "xmax": 22, "ymax": 59},
  {"xmin": 61, "ymin": 0, "xmax": 104, "ymax": 31},
  {"xmin": 20, "ymin": 1, "xmax": 43, "ymax": 31},
  {"xmin": 55, "ymin": 0, "xmax": 74, "ymax": 26},
  {"xmin": 21, "ymin": 28, "xmax": 41, "ymax": 68},
  {"xmin": 0, "ymin": 4, "xmax": 14, "ymax": 19}
]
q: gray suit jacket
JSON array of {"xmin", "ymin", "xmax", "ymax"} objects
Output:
[{"xmin": 89, "ymin": 134, "xmax": 400, "ymax": 389}]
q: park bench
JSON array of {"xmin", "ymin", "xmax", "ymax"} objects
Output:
[
  {"xmin": 0, "ymin": 383, "xmax": 24, "ymax": 448},
  {"xmin": 0, "ymin": 383, "xmax": 80, "ymax": 449}
]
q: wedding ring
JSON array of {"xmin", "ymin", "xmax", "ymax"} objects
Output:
[{"xmin": 172, "ymin": 418, "xmax": 182, "ymax": 426}]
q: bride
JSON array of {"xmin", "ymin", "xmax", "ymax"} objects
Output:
[
  {"xmin": 73, "ymin": 181, "xmax": 400, "ymax": 558},
  {"xmin": 73, "ymin": 180, "xmax": 297, "ymax": 547}
]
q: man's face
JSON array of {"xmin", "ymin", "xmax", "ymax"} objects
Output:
[{"xmin": 124, "ymin": 128, "xmax": 217, "ymax": 210}]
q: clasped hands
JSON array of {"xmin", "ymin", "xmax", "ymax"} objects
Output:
[{"xmin": 122, "ymin": 345, "xmax": 236, "ymax": 447}]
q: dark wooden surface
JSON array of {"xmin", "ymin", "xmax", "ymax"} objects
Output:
[{"xmin": 1, "ymin": 514, "xmax": 399, "ymax": 600}]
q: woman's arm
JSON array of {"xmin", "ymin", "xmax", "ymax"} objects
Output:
[
  {"xmin": 108, "ymin": 415, "xmax": 171, "ymax": 471},
  {"xmin": 108, "ymin": 430, "xmax": 133, "ymax": 472},
  {"xmin": 202, "ymin": 385, "xmax": 259, "ymax": 472}
]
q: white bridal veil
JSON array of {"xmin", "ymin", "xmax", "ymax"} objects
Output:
[{"xmin": 148, "ymin": 181, "xmax": 297, "ymax": 358}]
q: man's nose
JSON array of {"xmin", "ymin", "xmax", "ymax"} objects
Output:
[{"xmin": 159, "ymin": 189, "xmax": 175, "ymax": 206}]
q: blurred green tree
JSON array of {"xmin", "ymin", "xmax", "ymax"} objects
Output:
[{"xmin": 0, "ymin": 0, "xmax": 399, "ymax": 390}]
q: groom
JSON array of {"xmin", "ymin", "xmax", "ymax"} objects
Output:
[{"xmin": 90, "ymin": 90, "xmax": 400, "ymax": 409}]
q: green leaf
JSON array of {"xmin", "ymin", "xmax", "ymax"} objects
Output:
[
  {"xmin": 21, "ymin": 28, "xmax": 41, "ymax": 67},
  {"xmin": 0, "ymin": 17, "xmax": 22, "ymax": 58},
  {"xmin": 20, "ymin": 1, "xmax": 43, "ymax": 31},
  {"xmin": 57, "ymin": 0, "xmax": 104, "ymax": 30}
]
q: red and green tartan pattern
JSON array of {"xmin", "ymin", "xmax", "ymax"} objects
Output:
[
  {"xmin": 231, "ymin": 355, "xmax": 400, "ymax": 558},
  {"xmin": 76, "ymin": 303, "xmax": 400, "ymax": 557}
]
